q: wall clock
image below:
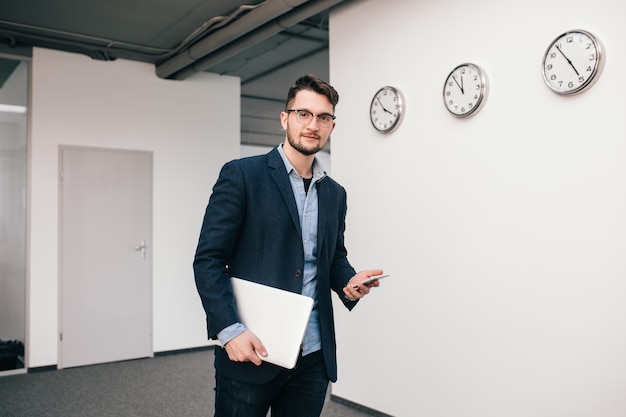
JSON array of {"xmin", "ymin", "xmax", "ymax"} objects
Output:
[
  {"xmin": 369, "ymin": 86, "xmax": 404, "ymax": 133},
  {"xmin": 541, "ymin": 29, "xmax": 604, "ymax": 95},
  {"xmin": 442, "ymin": 63, "xmax": 488, "ymax": 118}
]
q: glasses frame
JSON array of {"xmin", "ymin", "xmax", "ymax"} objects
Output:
[{"xmin": 285, "ymin": 109, "xmax": 336, "ymax": 128}]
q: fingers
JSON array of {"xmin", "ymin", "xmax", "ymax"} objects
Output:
[
  {"xmin": 343, "ymin": 287, "xmax": 357, "ymax": 302},
  {"xmin": 224, "ymin": 330, "xmax": 267, "ymax": 366},
  {"xmin": 342, "ymin": 280, "xmax": 370, "ymax": 301},
  {"xmin": 363, "ymin": 269, "xmax": 384, "ymax": 279},
  {"xmin": 251, "ymin": 337, "xmax": 268, "ymax": 360},
  {"xmin": 343, "ymin": 269, "xmax": 384, "ymax": 301}
]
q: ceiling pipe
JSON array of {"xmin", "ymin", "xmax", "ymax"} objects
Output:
[
  {"xmin": 156, "ymin": 0, "xmax": 309, "ymax": 79},
  {"xmin": 170, "ymin": 0, "xmax": 345, "ymax": 80}
]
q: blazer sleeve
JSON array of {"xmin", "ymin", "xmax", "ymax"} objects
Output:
[
  {"xmin": 328, "ymin": 185, "xmax": 359, "ymax": 309},
  {"xmin": 193, "ymin": 160, "xmax": 246, "ymax": 339}
]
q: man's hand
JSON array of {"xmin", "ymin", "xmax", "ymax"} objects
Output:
[
  {"xmin": 342, "ymin": 269, "xmax": 384, "ymax": 302},
  {"xmin": 223, "ymin": 330, "xmax": 267, "ymax": 366}
]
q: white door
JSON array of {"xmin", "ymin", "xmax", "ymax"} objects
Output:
[{"xmin": 59, "ymin": 146, "xmax": 152, "ymax": 368}]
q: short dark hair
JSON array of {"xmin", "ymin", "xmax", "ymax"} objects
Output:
[{"xmin": 285, "ymin": 74, "xmax": 339, "ymax": 111}]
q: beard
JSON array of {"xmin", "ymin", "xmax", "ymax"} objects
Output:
[{"xmin": 286, "ymin": 129, "xmax": 324, "ymax": 156}]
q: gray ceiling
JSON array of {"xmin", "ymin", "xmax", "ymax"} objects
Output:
[{"xmin": 0, "ymin": 0, "xmax": 351, "ymax": 147}]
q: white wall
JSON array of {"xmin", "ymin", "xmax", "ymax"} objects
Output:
[
  {"xmin": 29, "ymin": 48, "xmax": 240, "ymax": 367},
  {"xmin": 330, "ymin": 0, "xmax": 626, "ymax": 416}
]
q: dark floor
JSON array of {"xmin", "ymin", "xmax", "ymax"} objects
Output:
[{"xmin": 0, "ymin": 348, "xmax": 391, "ymax": 417}]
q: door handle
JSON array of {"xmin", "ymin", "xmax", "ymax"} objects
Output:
[{"xmin": 134, "ymin": 240, "xmax": 146, "ymax": 259}]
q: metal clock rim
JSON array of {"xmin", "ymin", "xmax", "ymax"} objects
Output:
[
  {"xmin": 442, "ymin": 62, "xmax": 488, "ymax": 118},
  {"xmin": 369, "ymin": 85, "xmax": 405, "ymax": 133},
  {"xmin": 541, "ymin": 29, "xmax": 603, "ymax": 96}
]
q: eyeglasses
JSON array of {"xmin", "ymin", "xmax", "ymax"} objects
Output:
[{"xmin": 285, "ymin": 109, "xmax": 336, "ymax": 128}]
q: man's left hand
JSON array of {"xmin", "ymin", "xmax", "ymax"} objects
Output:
[{"xmin": 342, "ymin": 269, "xmax": 384, "ymax": 302}]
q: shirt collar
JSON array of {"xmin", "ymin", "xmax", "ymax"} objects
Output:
[{"xmin": 277, "ymin": 144, "xmax": 327, "ymax": 182}]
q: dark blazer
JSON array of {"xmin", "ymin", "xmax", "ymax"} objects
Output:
[{"xmin": 193, "ymin": 147, "xmax": 357, "ymax": 384}]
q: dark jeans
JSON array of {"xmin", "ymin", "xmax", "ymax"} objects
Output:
[{"xmin": 214, "ymin": 350, "xmax": 329, "ymax": 417}]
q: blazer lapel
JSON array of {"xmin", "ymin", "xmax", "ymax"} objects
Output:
[
  {"xmin": 316, "ymin": 178, "xmax": 329, "ymax": 250},
  {"xmin": 268, "ymin": 149, "xmax": 302, "ymax": 235}
]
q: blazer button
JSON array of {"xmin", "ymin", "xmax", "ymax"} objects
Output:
[{"xmin": 295, "ymin": 269, "xmax": 302, "ymax": 277}]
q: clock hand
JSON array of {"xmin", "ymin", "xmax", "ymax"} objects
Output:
[
  {"xmin": 452, "ymin": 75, "xmax": 464, "ymax": 94},
  {"xmin": 376, "ymin": 97, "xmax": 393, "ymax": 115},
  {"xmin": 555, "ymin": 44, "xmax": 580, "ymax": 76}
]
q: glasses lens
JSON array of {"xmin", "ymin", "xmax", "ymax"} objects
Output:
[
  {"xmin": 291, "ymin": 110, "xmax": 333, "ymax": 127},
  {"xmin": 295, "ymin": 110, "xmax": 313, "ymax": 124},
  {"xmin": 317, "ymin": 114, "xmax": 333, "ymax": 127}
]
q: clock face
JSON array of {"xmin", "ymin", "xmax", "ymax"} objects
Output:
[
  {"xmin": 370, "ymin": 86, "xmax": 404, "ymax": 133},
  {"xmin": 542, "ymin": 29, "xmax": 603, "ymax": 95},
  {"xmin": 443, "ymin": 63, "xmax": 487, "ymax": 117}
]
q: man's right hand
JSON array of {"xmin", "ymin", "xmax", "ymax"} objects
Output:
[{"xmin": 223, "ymin": 329, "xmax": 267, "ymax": 366}]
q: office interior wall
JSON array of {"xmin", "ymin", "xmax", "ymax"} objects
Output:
[
  {"xmin": 330, "ymin": 0, "xmax": 626, "ymax": 416},
  {"xmin": 29, "ymin": 48, "xmax": 240, "ymax": 367},
  {"xmin": 0, "ymin": 60, "xmax": 28, "ymax": 106}
]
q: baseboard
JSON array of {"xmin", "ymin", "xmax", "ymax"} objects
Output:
[
  {"xmin": 28, "ymin": 364, "xmax": 57, "ymax": 373},
  {"xmin": 154, "ymin": 345, "xmax": 215, "ymax": 357},
  {"xmin": 330, "ymin": 395, "xmax": 393, "ymax": 417},
  {"xmin": 25, "ymin": 347, "xmax": 214, "ymax": 373}
]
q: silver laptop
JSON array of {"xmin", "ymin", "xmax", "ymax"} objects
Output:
[{"xmin": 230, "ymin": 277, "xmax": 314, "ymax": 369}]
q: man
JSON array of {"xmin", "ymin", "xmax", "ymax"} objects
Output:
[{"xmin": 193, "ymin": 74, "xmax": 383, "ymax": 417}]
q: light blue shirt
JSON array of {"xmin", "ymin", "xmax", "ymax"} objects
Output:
[
  {"xmin": 217, "ymin": 146, "xmax": 326, "ymax": 357},
  {"xmin": 277, "ymin": 145, "xmax": 326, "ymax": 355}
]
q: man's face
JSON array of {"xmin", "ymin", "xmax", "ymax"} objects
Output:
[{"xmin": 280, "ymin": 90, "xmax": 335, "ymax": 156}]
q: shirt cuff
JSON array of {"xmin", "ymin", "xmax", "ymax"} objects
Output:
[{"xmin": 217, "ymin": 322, "xmax": 246, "ymax": 346}]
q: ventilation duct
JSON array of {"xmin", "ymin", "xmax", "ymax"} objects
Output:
[{"xmin": 156, "ymin": 0, "xmax": 345, "ymax": 80}]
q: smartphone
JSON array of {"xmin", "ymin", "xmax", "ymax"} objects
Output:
[{"xmin": 353, "ymin": 274, "xmax": 389, "ymax": 289}]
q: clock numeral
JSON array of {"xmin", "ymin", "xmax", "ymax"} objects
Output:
[
  {"xmin": 443, "ymin": 63, "xmax": 485, "ymax": 117},
  {"xmin": 542, "ymin": 30, "xmax": 602, "ymax": 95}
]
